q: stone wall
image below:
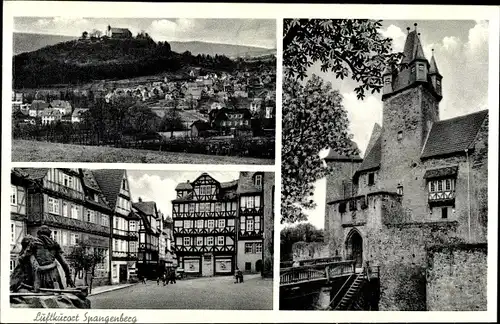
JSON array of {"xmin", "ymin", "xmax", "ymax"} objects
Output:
[
  {"xmin": 292, "ymin": 241, "xmax": 329, "ymax": 261},
  {"xmin": 426, "ymin": 243, "xmax": 487, "ymax": 311}
]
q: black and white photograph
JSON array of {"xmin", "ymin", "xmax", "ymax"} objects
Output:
[
  {"xmin": 280, "ymin": 19, "xmax": 490, "ymax": 311},
  {"xmin": 9, "ymin": 168, "xmax": 274, "ymax": 309},
  {"xmin": 11, "ymin": 18, "xmax": 276, "ymax": 164}
]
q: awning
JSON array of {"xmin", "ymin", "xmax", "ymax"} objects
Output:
[{"xmin": 423, "ymin": 166, "xmax": 459, "ymax": 179}]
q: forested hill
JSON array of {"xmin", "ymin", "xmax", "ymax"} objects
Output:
[{"xmin": 13, "ymin": 37, "xmax": 275, "ymax": 89}]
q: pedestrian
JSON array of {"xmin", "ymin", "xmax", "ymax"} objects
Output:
[
  {"xmin": 169, "ymin": 269, "xmax": 176, "ymax": 284},
  {"xmin": 238, "ymin": 269, "xmax": 244, "ymax": 283},
  {"xmin": 157, "ymin": 275, "xmax": 160, "ymax": 285},
  {"xmin": 163, "ymin": 271, "xmax": 167, "ymax": 286},
  {"xmin": 234, "ymin": 267, "xmax": 240, "ymax": 284}
]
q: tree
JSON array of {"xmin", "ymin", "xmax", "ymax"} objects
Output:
[
  {"xmin": 281, "ymin": 19, "xmax": 405, "ymax": 224},
  {"xmin": 282, "ymin": 75, "xmax": 355, "ymax": 223},
  {"xmin": 283, "ymin": 19, "xmax": 405, "ymax": 100},
  {"xmin": 280, "ymin": 223, "xmax": 325, "ymax": 261},
  {"xmin": 81, "ymin": 31, "xmax": 88, "ymax": 40},
  {"xmin": 68, "ymin": 241, "xmax": 106, "ymax": 291},
  {"xmin": 90, "ymin": 29, "xmax": 102, "ymax": 39}
]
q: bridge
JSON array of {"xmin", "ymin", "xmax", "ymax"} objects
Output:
[{"xmin": 280, "ymin": 258, "xmax": 380, "ymax": 310}]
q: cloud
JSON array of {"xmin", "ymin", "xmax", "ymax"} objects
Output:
[
  {"xmin": 380, "ymin": 24, "xmax": 406, "ymax": 52},
  {"xmin": 341, "ymin": 92, "xmax": 383, "ymax": 156}
]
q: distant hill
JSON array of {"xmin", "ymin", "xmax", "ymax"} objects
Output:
[
  {"xmin": 13, "ymin": 33, "xmax": 276, "ymax": 58},
  {"xmin": 169, "ymin": 41, "xmax": 276, "ymax": 58},
  {"xmin": 12, "ymin": 35, "xmax": 275, "ymax": 89},
  {"xmin": 13, "ymin": 32, "xmax": 77, "ymax": 55}
]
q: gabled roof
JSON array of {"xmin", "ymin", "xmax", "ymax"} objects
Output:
[
  {"xmin": 133, "ymin": 201, "xmax": 157, "ymax": 216},
  {"xmin": 355, "ymin": 136, "xmax": 382, "ymax": 174},
  {"xmin": 110, "ymin": 27, "xmax": 131, "ymax": 34},
  {"xmin": 92, "ymin": 169, "xmax": 126, "ymax": 209},
  {"xmin": 421, "ymin": 110, "xmax": 488, "ymax": 159},
  {"xmin": 175, "ymin": 182, "xmax": 192, "ymax": 190},
  {"xmin": 220, "ymin": 180, "xmax": 238, "ymax": 189},
  {"xmin": 237, "ymin": 172, "xmax": 263, "ymax": 194}
]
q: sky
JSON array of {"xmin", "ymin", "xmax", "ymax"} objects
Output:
[
  {"xmin": 14, "ymin": 17, "xmax": 276, "ymax": 49},
  {"xmin": 299, "ymin": 20, "xmax": 490, "ymax": 230},
  {"xmin": 126, "ymin": 171, "xmax": 240, "ymax": 219}
]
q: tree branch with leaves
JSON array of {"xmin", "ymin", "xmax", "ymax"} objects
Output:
[{"xmin": 281, "ymin": 19, "xmax": 404, "ymax": 224}]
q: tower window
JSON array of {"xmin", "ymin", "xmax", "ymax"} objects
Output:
[
  {"xmin": 397, "ymin": 131, "xmax": 403, "ymax": 141},
  {"xmin": 384, "ymin": 77, "xmax": 391, "ymax": 85},
  {"xmin": 436, "ymin": 80, "xmax": 441, "ymax": 86},
  {"xmin": 418, "ymin": 64, "xmax": 424, "ymax": 71},
  {"xmin": 397, "ymin": 185, "xmax": 404, "ymax": 195},
  {"xmin": 411, "ymin": 66, "xmax": 416, "ymax": 73},
  {"xmin": 368, "ymin": 173, "xmax": 375, "ymax": 186}
]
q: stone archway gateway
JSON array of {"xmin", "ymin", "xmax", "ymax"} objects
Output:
[{"xmin": 346, "ymin": 229, "xmax": 363, "ymax": 268}]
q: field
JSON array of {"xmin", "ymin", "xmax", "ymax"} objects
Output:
[{"xmin": 12, "ymin": 140, "xmax": 274, "ymax": 164}]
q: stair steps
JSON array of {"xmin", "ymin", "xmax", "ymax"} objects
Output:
[{"xmin": 334, "ymin": 275, "xmax": 365, "ymax": 310}]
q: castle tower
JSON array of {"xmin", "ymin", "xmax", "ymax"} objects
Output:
[
  {"xmin": 429, "ymin": 49, "xmax": 443, "ymax": 97},
  {"xmin": 379, "ymin": 23, "xmax": 442, "ymax": 217}
]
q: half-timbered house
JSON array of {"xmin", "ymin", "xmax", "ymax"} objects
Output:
[
  {"xmin": 172, "ymin": 173, "xmax": 238, "ymax": 277},
  {"xmin": 133, "ymin": 199, "xmax": 161, "ymax": 279},
  {"xmin": 93, "ymin": 169, "xmax": 139, "ymax": 284},
  {"xmin": 236, "ymin": 172, "xmax": 265, "ymax": 273},
  {"xmin": 14, "ymin": 168, "xmax": 113, "ymax": 286},
  {"xmin": 10, "ymin": 169, "xmax": 29, "ymax": 273}
]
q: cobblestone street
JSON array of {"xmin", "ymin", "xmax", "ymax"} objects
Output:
[{"xmin": 89, "ymin": 274, "xmax": 273, "ymax": 309}]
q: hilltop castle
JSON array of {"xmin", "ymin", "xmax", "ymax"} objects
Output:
[{"xmin": 323, "ymin": 24, "xmax": 488, "ymax": 311}]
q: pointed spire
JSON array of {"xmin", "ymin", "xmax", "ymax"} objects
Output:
[
  {"xmin": 382, "ymin": 65, "xmax": 392, "ymax": 76},
  {"xmin": 429, "ymin": 49, "xmax": 441, "ymax": 75},
  {"xmin": 413, "ymin": 31, "xmax": 426, "ymax": 61},
  {"xmin": 402, "ymin": 23, "xmax": 427, "ymax": 63}
]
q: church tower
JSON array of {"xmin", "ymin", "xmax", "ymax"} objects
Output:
[{"xmin": 378, "ymin": 23, "xmax": 443, "ymax": 211}]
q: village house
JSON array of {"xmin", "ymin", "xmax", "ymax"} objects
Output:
[
  {"xmin": 171, "ymin": 172, "xmax": 274, "ymax": 277},
  {"xmin": 324, "ymin": 27, "xmax": 488, "ymax": 311},
  {"xmin": 133, "ymin": 199, "xmax": 161, "ymax": 279},
  {"xmin": 210, "ymin": 108, "xmax": 252, "ymax": 132},
  {"xmin": 190, "ymin": 120, "xmax": 211, "ymax": 138},
  {"xmin": 11, "ymin": 168, "xmax": 113, "ymax": 287},
  {"xmin": 29, "ymin": 100, "xmax": 49, "ymax": 117},
  {"xmin": 71, "ymin": 108, "xmax": 89, "ymax": 123},
  {"xmin": 92, "ymin": 169, "xmax": 139, "ymax": 285},
  {"xmin": 41, "ymin": 108, "xmax": 63, "ymax": 125},
  {"xmin": 49, "ymin": 100, "xmax": 72, "ymax": 115}
]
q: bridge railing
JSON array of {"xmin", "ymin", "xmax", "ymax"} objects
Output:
[
  {"xmin": 280, "ymin": 256, "xmax": 343, "ymax": 269},
  {"xmin": 280, "ymin": 260, "xmax": 356, "ymax": 286}
]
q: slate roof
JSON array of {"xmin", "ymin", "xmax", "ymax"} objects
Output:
[
  {"xmin": 82, "ymin": 169, "xmax": 101, "ymax": 191},
  {"xmin": 324, "ymin": 140, "xmax": 362, "ymax": 162},
  {"xmin": 429, "ymin": 54, "xmax": 440, "ymax": 75},
  {"xmin": 175, "ymin": 182, "xmax": 192, "ymax": 190},
  {"xmin": 133, "ymin": 201, "xmax": 157, "ymax": 216},
  {"xmin": 92, "ymin": 169, "xmax": 125, "ymax": 209},
  {"xmin": 421, "ymin": 110, "xmax": 488, "ymax": 159},
  {"xmin": 15, "ymin": 168, "xmax": 49, "ymax": 180},
  {"xmin": 237, "ymin": 172, "xmax": 263, "ymax": 194},
  {"xmin": 355, "ymin": 136, "xmax": 382, "ymax": 174},
  {"xmin": 423, "ymin": 166, "xmax": 459, "ymax": 179}
]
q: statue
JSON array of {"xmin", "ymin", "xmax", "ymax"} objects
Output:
[{"xmin": 11, "ymin": 226, "xmax": 74, "ymax": 292}]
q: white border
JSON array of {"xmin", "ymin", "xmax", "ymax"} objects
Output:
[{"xmin": 2, "ymin": 2, "xmax": 499, "ymax": 323}]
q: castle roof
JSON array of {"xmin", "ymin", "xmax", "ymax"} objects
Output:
[
  {"xmin": 355, "ymin": 135, "xmax": 382, "ymax": 175},
  {"xmin": 110, "ymin": 27, "xmax": 131, "ymax": 34},
  {"xmin": 324, "ymin": 140, "xmax": 362, "ymax": 162},
  {"xmin": 429, "ymin": 53, "xmax": 440, "ymax": 75},
  {"xmin": 421, "ymin": 110, "xmax": 488, "ymax": 159},
  {"xmin": 402, "ymin": 29, "xmax": 427, "ymax": 64}
]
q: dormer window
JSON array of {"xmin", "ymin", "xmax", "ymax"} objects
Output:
[
  {"xmin": 428, "ymin": 178, "xmax": 455, "ymax": 203},
  {"xmin": 94, "ymin": 193, "xmax": 99, "ymax": 202},
  {"xmin": 418, "ymin": 64, "xmax": 424, "ymax": 71}
]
